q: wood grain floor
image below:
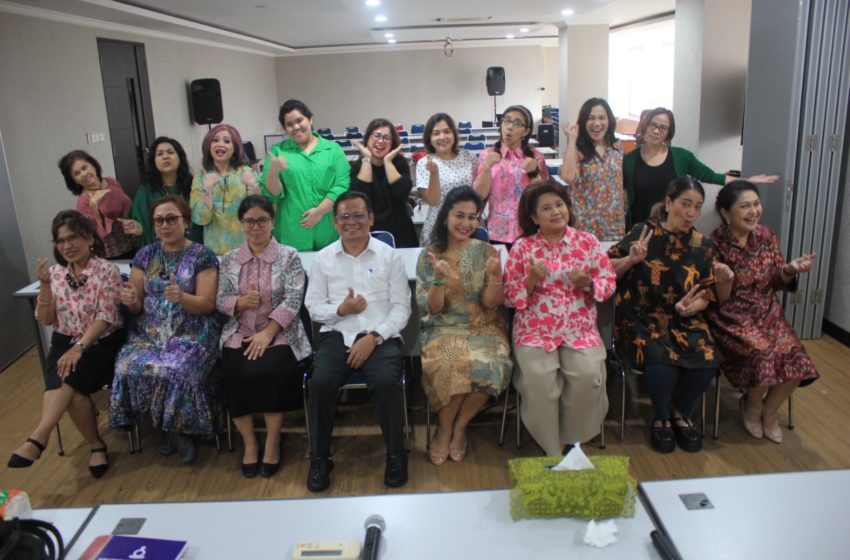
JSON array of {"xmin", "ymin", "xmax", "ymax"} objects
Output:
[{"xmin": 2, "ymin": 337, "xmax": 849, "ymax": 509}]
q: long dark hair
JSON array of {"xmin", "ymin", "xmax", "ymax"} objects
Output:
[
  {"xmin": 495, "ymin": 104, "xmax": 536, "ymax": 160},
  {"xmin": 575, "ymin": 98, "xmax": 618, "ymax": 163},
  {"xmin": 429, "ymin": 186, "xmax": 483, "ymax": 253},
  {"xmin": 51, "ymin": 209, "xmax": 105, "ymax": 266},
  {"xmin": 423, "ymin": 113, "xmax": 459, "ymax": 155},
  {"xmin": 715, "ymin": 180, "xmax": 760, "ymax": 224},
  {"xmin": 650, "ymin": 177, "xmax": 705, "ymax": 222},
  {"xmin": 145, "ymin": 137, "xmax": 192, "ymax": 198},
  {"xmin": 517, "ymin": 179, "xmax": 575, "ymax": 237},
  {"xmin": 58, "ymin": 150, "xmax": 103, "ymax": 196}
]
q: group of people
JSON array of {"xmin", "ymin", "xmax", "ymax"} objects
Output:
[{"xmin": 8, "ymin": 96, "xmax": 820, "ymax": 490}]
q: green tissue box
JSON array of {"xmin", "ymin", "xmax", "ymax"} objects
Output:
[{"xmin": 508, "ymin": 455, "xmax": 637, "ymax": 521}]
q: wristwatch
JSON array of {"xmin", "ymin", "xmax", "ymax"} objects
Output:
[
  {"xmin": 369, "ymin": 331, "xmax": 384, "ymax": 346},
  {"xmin": 76, "ymin": 341, "xmax": 86, "ymax": 352}
]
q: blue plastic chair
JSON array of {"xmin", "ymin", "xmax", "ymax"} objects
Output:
[
  {"xmin": 336, "ymin": 139, "xmax": 352, "ymax": 147},
  {"xmin": 468, "ymin": 133, "xmax": 486, "ymax": 141},
  {"xmin": 398, "ymin": 130, "xmax": 409, "ymax": 137},
  {"xmin": 345, "ymin": 126, "xmax": 360, "ymax": 134},
  {"xmin": 411, "ymin": 124, "xmax": 425, "ymax": 134},
  {"xmin": 346, "ymin": 132, "xmax": 363, "ymax": 139},
  {"xmin": 458, "ymin": 120, "xmax": 472, "ymax": 129},
  {"xmin": 400, "ymin": 137, "xmax": 410, "ymax": 144},
  {"xmin": 463, "ymin": 142, "xmax": 486, "ymax": 151},
  {"xmin": 370, "ymin": 230, "xmax": 396, "ymax": 247},
  {"xmin": 458, "ymin": 128, "xmax": 472, "ymax": 135},
  {"xmin": 473, "ymin": 227, "xmax": 489, "ymax": 241},
  {"xmin": 317, "ymin": 127, "xmax": 332, "ymax": 136}
]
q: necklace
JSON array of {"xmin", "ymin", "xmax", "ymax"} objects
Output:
[
  {"xmin": 158, "ymin": 244, "xmax": 186, "ymax": 280},
  {"xmin": 65, "ymin": 271, "xmax": 88, "ymax": 289}
]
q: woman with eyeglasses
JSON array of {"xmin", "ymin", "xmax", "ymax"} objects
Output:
[
  {"xmin": 350, "ymin": 118, "xmax": 418, "ymax": 248},
  {"xmin": 624, "ymin": 107, "xmax": 778, "ymax": 227},
  {"xmin": 216, "ymin": 195, "xmax": 312, "ymax": 478},
  {"xmin": 121, "ymin": 136, "xmax": 203, "ymax": 246},
  {"xmin": 190, "ymin": 123, "xmax": 259, "ymax": 255},
  {"xmin": 261, "ymin": 99, "xmax": 350, "ymax": 251},
  {"xmin": 415, "ymin": 187, "xmax": 512, "ymax": 465},
  {"xmin": 416, "ymin": 112, "xmax": 479, "ymax": 246},
  {"xmin": 559, "ymin": 98, "xmax": 625, "ymax": 241},
  {"xmin": 473, "ymin": 105, "xmax": 550, "ymax": 248},
  {"xmin": 58, "ymin": 150, "xmax": 136, "ymax": 259},
  {"xmin": 7, "ymin": 210, "xmax": 123, "ymax": 478},
  {"xmin": 111, "ymin": 195, "xmax": 222, "ymax": 464}
]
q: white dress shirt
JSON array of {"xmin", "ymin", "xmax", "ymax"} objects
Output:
[{"xmin": 305, "ymin": 237, "xmax": 412, "ymax": 347}]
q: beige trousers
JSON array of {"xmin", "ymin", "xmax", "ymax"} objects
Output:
[{"xmin": 513, "ymin": 344, "xmax": 608, "ymax": 456}]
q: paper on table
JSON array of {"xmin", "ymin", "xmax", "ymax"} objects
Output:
[
  {"xmin": 583, "ymin": 519, "xmax": 619, "ymax": 547},
  {"xmin": 549, "ymin": 442, "xmax": 594, "ymax": 471}
]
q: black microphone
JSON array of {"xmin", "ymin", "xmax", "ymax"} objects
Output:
[{"xmin": 363, "ymin": 514, "xmax": 385, "ymax": 560}]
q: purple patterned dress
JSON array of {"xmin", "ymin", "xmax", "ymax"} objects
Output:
[{"xmin": 110, "ymin": 241, "xmax": 223, "ymax": 434}]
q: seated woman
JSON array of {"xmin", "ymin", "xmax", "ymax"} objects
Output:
[
  {"xmin": 504, "ymin": 180, "xmax": 615, "ymax": 456},
  {"xmin": 217, "ymin": 195, "xmax": 312, "ymax": 478},
  {"xmin": 7, "ymin": 210, "xmax": 123, "ymax": 478},
  {"xmin": 707, "ymin": 181, "xmax": 818, "ymax": 443},
  {"xmin": 111, "ymin": 195, "xmax": 221, "ymax": 464},
  {"xmin": 58, "ymin": 150, "xmax": 136, "ymax": 259},
  {"xmin": 351, "ymin": 118, "xmax": 418, "ymax": 248},
  {"xmin": 415, "ymin": 187, "xmax": 512, "ymax": 465},
  {"xmin": 608, "ymin": 177, "xmax": 719, "ymax": 454},
  {"xmin": 122, "ymin": 136, "xmax": 203, "ymax": 245}
]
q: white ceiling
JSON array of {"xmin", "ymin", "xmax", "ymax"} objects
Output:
[{"xmin": 1, "ymin": 0, "xmax": 675, "ymax": 56}]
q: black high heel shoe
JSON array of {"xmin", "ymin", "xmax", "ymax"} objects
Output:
[
  {"xmin": 89, "ymin": 447, "xmax": 109, "ymax": 479},
  {"xmin": 7, "ymin": 438, "xmax": 46, "ymax": 468},
  {"xmin": 260, "ymin": 442, "xmax": 281, "ymax": 478},
  {"xmin": 242, "ymin": 445, "xmax": 261, "ymax": 479}
]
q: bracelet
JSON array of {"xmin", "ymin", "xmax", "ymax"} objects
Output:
[
  {"xmin": 431, "ymin": 278, "xmax": 447, "ymax": 287},
  {"xmin": 36, "ymin": 296, "xmax": 54, "ymax": 305}
]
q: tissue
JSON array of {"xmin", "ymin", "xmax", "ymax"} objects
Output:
[
  {"xmin": 550, "ymin": 442, "xmax": 594, "ymax": 471},
  {"xmin": 583, "ymin": 519, "xmax": 619, "ymax": 547}
]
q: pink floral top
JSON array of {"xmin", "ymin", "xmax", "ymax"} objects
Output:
[
  {"xmin": 476, "ymin": 145, "xmax": 550, "ymax": 243},
  {"xmin": 39, "ymin": 256, "xmax": 122, "ymax": 339},
  {"xmin": 503, "ymin": 228, "xmax": 615, "ymax": 351},
  {"xmin": 567, "ymin": 144, "xmax": 625, "ymax": 241}
]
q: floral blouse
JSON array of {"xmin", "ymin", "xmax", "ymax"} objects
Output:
[
  {"xmin": 190, "ymin": 165, "xmax": 257, "ymax": 255},
  {"xmin": 476, "ymin": 145, "xmax": 550, "ymax": 244},
  {"xmin": 40, "ymin": 256, "xmax": 122, "ymax": 339},
  {"xmin": 216, "ymin": 238, "xmax": 312, "ymax": 361},
  {"xmin": 567, "ymin": 144, "xmax": 625, "ymax": 241},
  {"xmin": 503, "ymin": 228, "xmax": 616, "ymax": 351}
]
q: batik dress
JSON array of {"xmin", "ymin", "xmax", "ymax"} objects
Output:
[{"xmin": 567, "ymin": 144, "xmax": 625, "ymax": 241}]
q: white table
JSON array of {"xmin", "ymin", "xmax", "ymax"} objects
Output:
[
  {"xmin": 63, "ymin": 490, "xmax": 660, "ymax": 559},
  {"xmin": 639, "ymin": 469, "xmax": 850, "ymax": 560},
  {"xmin": 31, "ymin": 507, "xmax": 95, "ymax": 552}
]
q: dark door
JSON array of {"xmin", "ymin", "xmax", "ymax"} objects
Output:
[{"xmin": 97, "ymin": 39, "xmax": 155, "ymax": 198}]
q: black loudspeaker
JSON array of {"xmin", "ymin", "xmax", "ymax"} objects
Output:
[
  {"xmin": 486, "ymin": 67, "xmax": 505, "ymax": 96},
  {"xmin": 537, "ymin": 124, "xmax": 555, "ymax": 148},
  {"xmin": 190, "ymin": 78, "xmax": 223, "ymax": 125}
]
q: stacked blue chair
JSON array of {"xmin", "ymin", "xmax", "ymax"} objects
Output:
[
  {"xmin": 463, "ymin": 142, "xmax": 486, "ymax": 151},
  {"xmin": 411, "ymin": 124, "xmax": 425, "ymax": 134},
  {"xmin": 458, "ymin": 120, "xmax": 472, "ymax": 129}
]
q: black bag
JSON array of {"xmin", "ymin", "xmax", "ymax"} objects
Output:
[{"xmin": 0, "ymin": 517, "xmax": 64, "ymax": 560}]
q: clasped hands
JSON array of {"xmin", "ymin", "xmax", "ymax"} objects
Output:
[
  {"xmin": 337, "ymin": 287, "xmax": 374, "ymax": 369},
  {"xmin": 526, "ymin": 257, "xmax": 595, "ymax": 290}
]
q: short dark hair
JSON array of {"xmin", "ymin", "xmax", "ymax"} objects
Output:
[
  {"xmin": 51, "ymin": 209, "xmax": 104, "ymax": 266},
  {"xmin": 638, "ymin": 107, "xmax": 676, "ymax": 144},
  {"xmin": 715, "ymin": 180, "xmax": 760, "ymax": 224},
  {"xmin": 423, "ymin": 113, "xmax": 459, "ymax": 155},
  {"xmin": 145, "ymin": 137, "xmax": 192, "ymax": 198},
  {"xmin": 517, "ymin": 179, "xmax": 576, "ymax": 237},
  {"xmin": 150, "ymin": 194, "xmax": 191, "ymax": 222},
  {"xmin": 333, "ymin": 190, "xmax": 373, "ymax": 216},
  {"xmin": 201, "ymin": 124, "xmax": 247, "ymax": 172},
  {"xmin": 429, "ymin": 186, "xmax": 483, "ymax": 252},
  {"xmin": 238, "ymin": 194, "xmax": 276, "ymax": 221},
  {"xmin": 576, "ymin": 98, "xmax": 618, "ymax": 163},
  {"xmin": 363, "ymin": 118, "xmax": 402, "ymax": 159},
  {"xmin": 58, "ymin": 150, "xmax": 103, "ymax": 195},
  {"xmin": 278, "ymin": 99, "xmax": 314, "ymax": 128},
  {"xmin": 650, "ymin": 176, "xmax": 706, "ymax": 222}
]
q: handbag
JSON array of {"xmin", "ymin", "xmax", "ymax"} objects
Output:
[{"xmin": 0, "ymin": 518, "xmax": 64, "ymax": 560}]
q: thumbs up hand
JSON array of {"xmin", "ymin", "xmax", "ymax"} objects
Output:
[
  {"xmin": 337, "ymin": 287, "xmax": 368, "ymax": 316},
  {"xmin": 164, "ymin": 273, "xmax": 182, "ymax": 304}
]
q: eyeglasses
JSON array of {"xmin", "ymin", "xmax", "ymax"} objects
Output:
[
  {"xmin": 646, "ymin": 122, "xmax": 670, "ymax": 133},
  {"xmin": 153, "ymin": 214, "xmax": 182, "ymax": 227},
  {"xmin": 241, "ymin": 217, "xmax": 272, "ymax": 228},
  {"xmin": 55, "ymin": 233, "xmax": 81, "ymax": 247},
  {"xmin": 336, "ymin": 212, "xmax": 369, "ymax": 223},
  {"xmin": 370, "ymin": 132, "xmax": 392, "ymax": 142},
  {"xmin": 501, "ymin": 117, "xmax": 528, "ymax": 129}
]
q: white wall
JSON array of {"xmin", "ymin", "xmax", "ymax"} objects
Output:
[
  {"xmin": 0, "ymin": 13, "xmax": 277, "ymax": 270},
  {"xmin": 274, "ymin": 46, "xmax": 552, "ymax": 133},
  {"xmin": 565, "ymin": 25, "xmax": 610, "ymax": 124}
]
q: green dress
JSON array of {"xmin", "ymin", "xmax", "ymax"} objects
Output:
[
  {"xmin": 415, "ymin": 240, "xmax": 512, "ymax": 410},
  {"xmin": 260, "ymin": 133, "xmax": 350, "ymax": 251},
  {"xmin": 130, "ymin": 185, "xmax": 203, "ymax": 246}
]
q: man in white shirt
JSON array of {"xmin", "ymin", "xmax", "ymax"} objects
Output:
[{"xmin": 304, "ymin": 191, "xmax": 412, "ymax": 492}]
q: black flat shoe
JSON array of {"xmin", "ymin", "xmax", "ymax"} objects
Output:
[
  {"xmin": 650, "ymin": 419, "xmax": 675, "ymax": 454},
  {"xmin": 307, "ymin": 457, "xmax": 334, "ymax": 492},
  {"xmin": 260, "ymin": 460, "xmax": 281, "ymax": 478},
  {"xmin": 672, "ymin": 417, "xmax": 702, "ymax": 453},
  {"xmin": 89, "ymin": 447, "xmax": 109, "ymax": 479},
  {"xmin": 384, "ymin": 453, "xmax": 408, "ymax": 488},
  {"xmin": 7, "ymin": 438, "xmax": 46, "ymax": 468},
  {"xmin": 241, "ymin": 461, "xmax": 260, "ymax": 478}
]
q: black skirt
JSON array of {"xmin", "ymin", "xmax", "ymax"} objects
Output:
[
  {"xmin": 220, "ymin": 344, "xmax": 301, "ymax": 416},
  {"xmin": 43, "ymin": 330, "xmax": 126, "ymax": 395}
]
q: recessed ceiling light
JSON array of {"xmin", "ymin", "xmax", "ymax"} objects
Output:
[
  {"xmin": 506, "ymin": 34, "xmax": 515, "ymax": 39},
  {"xmin": 384, "ymin": 32, "xmax": 394, "ymax": 38},
  {"xmin": 388, "ymin": 38, "xmax": 397, "ymax": 43},
  {"xmin": 374, "ymin": 14, "xmax": 387, "ymax": 22},
  {"xmin": 365, "ymin": 0, "xmax": 380, "ymax": 6},
  {"xmin": 561, "ymin": 8, "xmax": 574, "ymax": 16},
  {"xmin": 520, "ymin": 27, "xmax": 529, "ymax": 33}
]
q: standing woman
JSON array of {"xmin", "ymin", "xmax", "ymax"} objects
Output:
[
  {"xmin": 415, "ymin": 187, "xmax": 512, "ymax": 465},
  {"xmin": 608, "ymin": 177, "xmax": 719, "ymax": 454},
  {"xmin": 559, "ymin": 98, "xmax": 625, "ymax": 240},
  {"xmin": 623, "ymin": 107, "xmax": 778, "ymax": 227},
  {"xmin": 416, "ymin": 112, "xmax": 479, "ymax": 246},
  {"xmin": 121, "ymin": 136, "xmax": 203, "ymax": 246},
  {"xmin": 261, "ymin": 99, "xmax": 350, "ymax": 251},
  {"xmin": 58, "ymin": 150, "xmax": 136, "ymax": 259},
  {"xmin": 111, "ymin": 195, "xmax": 222, "ymax": 464},
  {"xmin": 473, "ymin": 104, "xmax": 550, "ymax": 247},
  {"xmin": 7, "ymin": 211, "xmax": 123, "ymax": 477},
  {"xmin": 707, "ymin": 181, "xmax": 818, "ymax": 443},
  {"xmin": 351, "ymin": 118, "xmax": 418, "ymax": 248},
  {"xmin": 190, "ymin": 123, "xmax": 259, "ymax": 255},
  {"xmin": 503, "ymin": 180, "xmax": 615, "ymax": 456},
  {"xmin": 217, "ymin": 195, "xmax": 312, "ymax": 478}
]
